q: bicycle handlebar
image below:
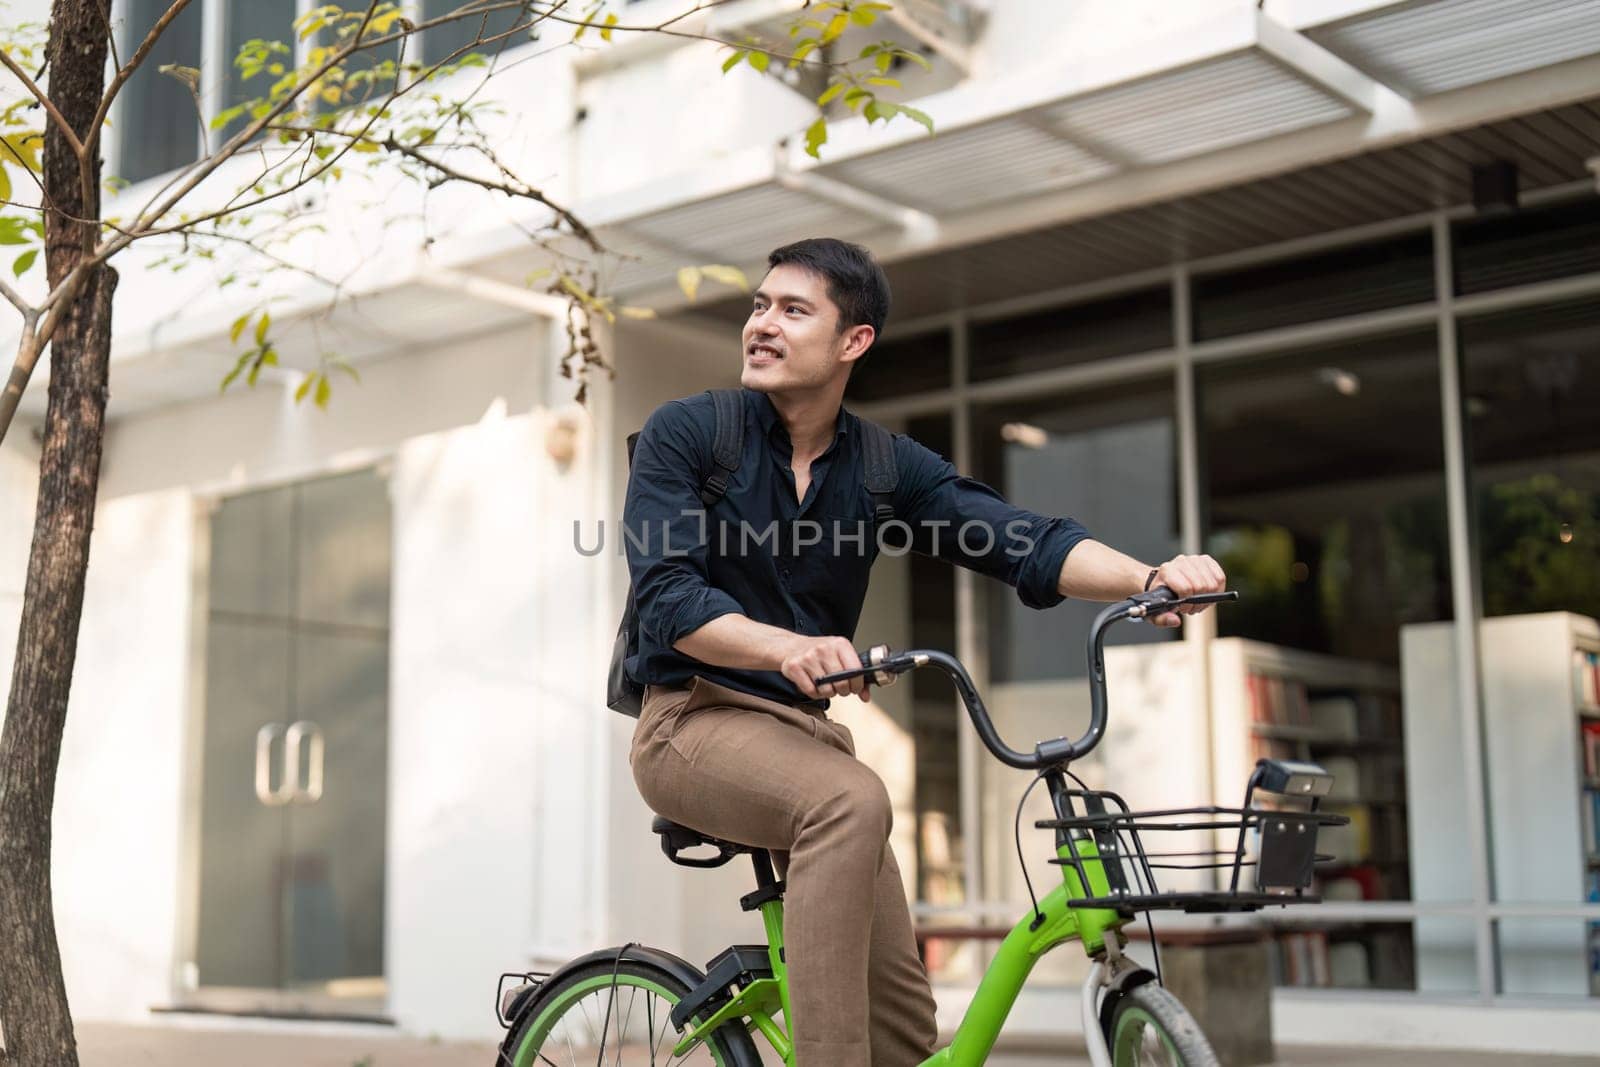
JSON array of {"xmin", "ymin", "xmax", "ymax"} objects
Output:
[{"xmin": 815, "ymin": 587, "xmax": 1239, "ymax": 770}]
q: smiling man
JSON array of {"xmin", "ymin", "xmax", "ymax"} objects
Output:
[{"xmin": 623, "ymin": 237, "xmax": 1225, "ymax": 1065}]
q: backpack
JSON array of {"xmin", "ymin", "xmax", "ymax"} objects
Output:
[{"xmin": 607, "ymin": 389, "xmax": 900, "ymax": 716}]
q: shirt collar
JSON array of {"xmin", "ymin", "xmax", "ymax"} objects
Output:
[{"xmin": 749, "ymin": 389, "xmax": 851, "ymax": 445}]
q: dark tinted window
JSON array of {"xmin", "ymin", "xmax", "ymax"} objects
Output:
[
  {"xmin": 119, "ymin": 0, "xmax": 204, "ymax": 182},
  {"xmin": 421, "ymin": 0, "xmax": 534, "ymax": 66},
  {"xmin": 1193, "ymin": 233, "xmax": 1434, "ymax": 341},
  {"xmin": 219, "ymin": 0, "xmax": 296, "ymax": 145},
  {"xmin": 969, "ymin": 287, "xmax": 1171, "ymax": 382},
  {"xmin": 1454, "ymin": 198, "xmax": 1600, "ymax": 296}
]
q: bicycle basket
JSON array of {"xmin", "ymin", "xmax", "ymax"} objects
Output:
[{"xmin": 1036, "ymin": 759, "xmax": 1351, "ymax": 914}]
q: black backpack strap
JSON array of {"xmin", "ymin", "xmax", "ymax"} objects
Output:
[
  {"xmin": 858, "ymin": 417, "xmax": 898, "ymax": 523},
  {"xmin": 701, "ymin": 389, "xmax": 746, "ymax": 507}
]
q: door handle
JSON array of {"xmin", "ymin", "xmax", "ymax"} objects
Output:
[
  {"xmin": 286, "ymin": 720, "xmax": 324, "ymax": 804},
  {"xmin": 254, "ymin": 723, "xmax": 293, "ymax": 806}
]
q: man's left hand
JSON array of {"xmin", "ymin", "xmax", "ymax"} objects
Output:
[{"xmin": 1147, "ymin": 554, "xmax": 1227, "ymax": 628}]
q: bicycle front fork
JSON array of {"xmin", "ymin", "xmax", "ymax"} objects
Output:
[{"xmin": 1081, "ymin": 936, "xmax": 1149, "ymax": 1067}]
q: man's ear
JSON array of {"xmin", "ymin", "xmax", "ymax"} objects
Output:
[{"xmin": 839, "ymin": 324, "xmax": 876, "ymax": 365}]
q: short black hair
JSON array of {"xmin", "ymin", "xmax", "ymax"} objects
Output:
[{"xmin": 766, "ymin": 237, "xmax": 891, "ymax": 343}]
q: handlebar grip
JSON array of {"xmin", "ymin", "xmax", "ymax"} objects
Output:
[{"xmin": 815, "ymin": 645, "xmax": 898, "ymax": 688}]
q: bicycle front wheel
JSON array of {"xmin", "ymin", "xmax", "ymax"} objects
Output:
[
  {"xmin": 503, "ymin": 956, "xmax": 758, "ymax": 1067},
  {"xmin": 1108, "ymin": 983, "xmax": 1219, "ymax": 1067}
]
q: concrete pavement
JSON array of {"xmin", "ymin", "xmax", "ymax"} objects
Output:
[{"xmin": 75, "ymin": 1021, "xmax": 1600, "ymax": 1066}]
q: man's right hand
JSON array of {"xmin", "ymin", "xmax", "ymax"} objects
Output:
[{"xmin": 780, "ymin": 636, "xmax": 870, "ymax": 702}]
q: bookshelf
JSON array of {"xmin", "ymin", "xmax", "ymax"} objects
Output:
[
  {"xmin": 1208, "ymin": 638, "xmax": 1410, "ymax": 989},
  {"xmin": 1401, "ymin": 612, "xmax": 1600, "ymax": 998}
]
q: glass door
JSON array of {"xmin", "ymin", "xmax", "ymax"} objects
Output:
[{"xmin": 189, "ymin": 469, "xmax": 391, "ymax": 1015}]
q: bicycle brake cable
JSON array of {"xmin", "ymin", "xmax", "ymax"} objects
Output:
[
  {"xmin": 595, "ymin": 942, "xmax": 638, "ymax": 1067},
  {"xmin": 1061, "ymin": 765, "xmax": 1164, "ymax": 987},
  {"xmin": 1015, "ymin": 771, "xmax": 1048, "ymax": 929}
]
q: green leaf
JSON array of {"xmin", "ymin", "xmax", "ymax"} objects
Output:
[
  {"xmin": 12, "ymin": 248, "xmax": 35, "ymax": 276},
  {"xmin": 804, "ymin": 116, "xmax": 828, "ymax": 159},
  {"xmin": 619, "ymin": 306, "xmax": 657, "ymax": 319},
  {"xmin": 748, "ymin": 50, "xmax": 769, "ymax": 73},
  {"xmin": 816, "ymin": 80, "xmax": 846, "ymax": 107},
  {"xmin": 865, "ymin": 77, "xmax": 900, "ymax": 88},
  {"xmin": 230, "ymin": 313, "xmax": 252, "ymax": 344},
  {"xmin": 600, "ymin": 12, "xmax": 618, "ymax": 42},
  {"xmin": 850, "ymin": 6, "xmax": 877, "ymax": 26},
  {"xmin": 790, "ymin": 39, "xmax": 817, "ymax": 67},
  {"xmin": 875, "ymin": 52, "xmax": 893, "ymax": 73},
  {"xmin": 722, "ymin": 49, "xmax": 747, "ymax": 73},
  {"xmin": 821, "ymin": 12, "xmax": 848, "ymax": 44},
  {"xmin": 900, "ymin": 105, "xmax": 935, "ymax": 134},
  {"xmin": 676, "ymin": 266, "xmax": 701, "ymax": 302},
  {"xmin": 314, "ymin": 374, "xmax": 331, "ymax": 409},
  {"xmin": 699, "ymin": 264, "xmax": 749, "ymax": 291},
  {"xmin": 294, "ymin": 372, "xmax": 314, "ymax": 403},
  {"xmin": 0, "ymin": 218, "xmax": 30, "ymax": 245},
  {"xmin": 0, "ymin": 167, "xmax": 10, "ymax": 206},
  {"xmin": 220, "ymin": 352, "xmax": 252, "ymax": 393},
  {"xmin": 254, "ymin": 311, "xmax": 271, "ymax": 345}
]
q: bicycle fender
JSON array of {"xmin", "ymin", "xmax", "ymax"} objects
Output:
[
  {"xmin": 501, "ymin": 944, "xmax": 710, "ymax": 1036},
  {"xmin": 1096, "ymin": 964, "xmax": 1159, "ymax": 1040}
]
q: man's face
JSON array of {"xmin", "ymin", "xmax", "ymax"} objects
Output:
[{"xmin": 740, "ymin": 263, "xmax": 872, "ymax": 394}]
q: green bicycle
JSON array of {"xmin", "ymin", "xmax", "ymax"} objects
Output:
[{"xmin": 494, "ymin": 587, "xmax": 1347, "ymax": 1066}]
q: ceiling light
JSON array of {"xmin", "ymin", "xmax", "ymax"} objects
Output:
[
  {"xmin": 1317, "ymin": 367, "xmax": 1361, "ymax": 397},
  {"xmin": 1000, "ymin": 422, "xmax": 1049, "ymax": 449}
]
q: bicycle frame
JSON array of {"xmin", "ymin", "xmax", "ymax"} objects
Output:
[{"xmin": 675, "ymin": 832, "xmax": 1132, "ymax": 1067}]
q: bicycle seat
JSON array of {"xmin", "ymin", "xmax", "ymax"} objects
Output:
[{"xmin": 651, "ymin": 815, "xmax": 759, "ymax": 868}]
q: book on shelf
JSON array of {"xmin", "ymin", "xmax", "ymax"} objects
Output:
[
  {"xmin": 1583, "ymin": 721, "xmax": 1600, "ymax": 779},
  {"xmin": 1576, "ymin": 649, "xmax": 1600, "ymax": 709},
  {"xmin": 1279, "ymin": 931, "xmax": 1331, "ymax": 987},
  {"xmin": 1247, "ymin": 671, "xmax": 1311, "ymax": 729},
  {"xmin": 1583, "ymin": 789, "xmax": 1600, "ymax": 857}
]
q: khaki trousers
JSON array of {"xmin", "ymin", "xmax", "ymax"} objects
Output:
[{"xmin": 630, "ymin": 678, "xmax": 939, "ymax": 1067}]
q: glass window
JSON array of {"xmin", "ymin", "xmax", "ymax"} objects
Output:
[
  {"xmin": 1461, "ymin": 298, "xmax": 1600, "ymax": 999},
  {"xmin": 846, "ymin": 327, "xmax": 950, "ymax": 404},
  {"xmin": 969, "ymin": 288, "xmax": 1170, "ymax": 382},
  {"xmin": 219, "ymin": 0, "xmax": 297, "ymax": 145},
  {"xmin": 971, "ymin": 377, "xmax": 1178, "ymax": 985},
  {"xmin": 420, "ymin": 0, "xmax": 534, "ymax": 66},
  {"xmin": 1454, "ymin": 198, "xmax": 1600, "ymax": 297},
  {"xmin": 118, "ymin": 0, "xmax": 204, "ymax": 183},
  {"xmin": 1192, "ymin": 233, "xmax": 1434, "ymax": 342},
  {"xmin": 1200, "ymin": 331, "xmax": 1460, "ymax": 991},
  {"xmin": 848, "ymin": 415, "xmax": 964, "ymax": 978}
]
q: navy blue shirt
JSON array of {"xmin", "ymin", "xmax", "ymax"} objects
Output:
[{"xmin": 623, "ymin": 389, "xmax": 1091, "ymax": 705}]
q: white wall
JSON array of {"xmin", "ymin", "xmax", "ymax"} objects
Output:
[
  {"xmin": 53, "ymin": 489, "xmax": 193, "ymax": 1021},
  {"xmin": 388, "ymin": 399, "xmax": 608, "ymax": 1039},
  {"xmin": 0, "ymin": 430, "xmax": 38, "ymax": 693}
]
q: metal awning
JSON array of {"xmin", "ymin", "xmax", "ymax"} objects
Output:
[{"xmin": 547, "ymin": 0, "xmax": 1600, "ymax": 307}]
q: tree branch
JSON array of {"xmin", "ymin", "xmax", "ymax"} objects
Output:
[
  {"xmin": 0, "ymin": 47, "xmax": 84, "ymax": 157},
  {"xmin": 0, "ymin": 272, "xmax": 36, "ymax": 318}
]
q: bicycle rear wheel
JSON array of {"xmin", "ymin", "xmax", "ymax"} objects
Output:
[
  {"xmin": 502, "ymin": 956, "xmax": 759, "ymax": 1067},
  {"xmin": 1108, "ymin": 983, "xmax": 1219, "ymax": 1067}
]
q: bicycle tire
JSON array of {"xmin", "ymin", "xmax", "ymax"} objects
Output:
[
  {"xmin": 1108, "ymin": 982, "xmax": 1220, "ymax": 1067},
  {"xmin": 501, "ymin": 955, "xmax": 761, "ymax": 1067}
]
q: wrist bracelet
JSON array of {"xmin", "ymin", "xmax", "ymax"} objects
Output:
[{"xmin": 1143, "ymin": 567, "xmax": 1159, "ymax": 592}]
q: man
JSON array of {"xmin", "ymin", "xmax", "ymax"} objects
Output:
[{"xmin": 624, "ymin": 238, "xmax": 1226, "ymax": 1065}]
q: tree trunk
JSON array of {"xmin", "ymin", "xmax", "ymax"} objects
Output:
[{"xmin": 0, "ymin": 2, "xmax": 113, "ymax": 1064}]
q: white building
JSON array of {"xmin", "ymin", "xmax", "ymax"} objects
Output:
[{"xmin": 2, "ymin": 0, "xmax": 1599, "ymax": 1055}]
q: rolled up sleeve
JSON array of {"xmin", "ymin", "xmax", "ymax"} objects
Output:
[
  {"xmin": 896, "ymin": 437, "xmax": 1090, "ymax": 609},
  {"xmin": 624, "ymin": 402, "xmax": 745, "ymax": 647}
]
